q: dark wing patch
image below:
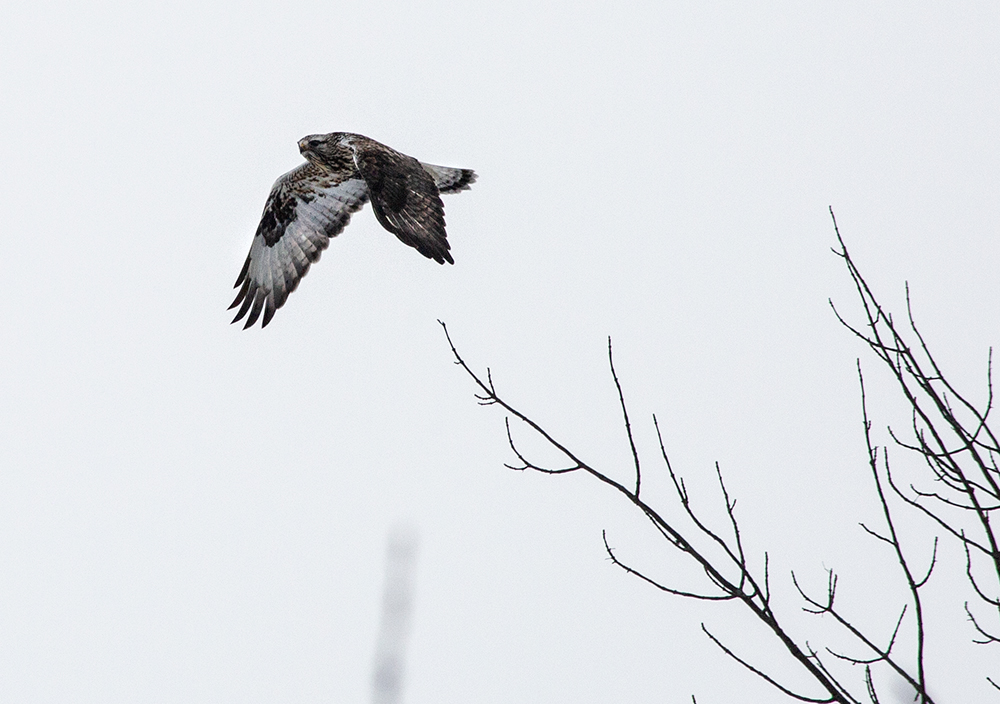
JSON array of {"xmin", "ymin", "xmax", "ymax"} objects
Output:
[
  {"xmin": 257, "ymin": 190, "xmax": 298, "ymax": 246},
  {"xmin": 353, "ymin": 145, "xmax": 453, "ymax": 265},
  {"xmin": 230, "ymin": 164, "xmax": 369, "ymax": 329}
]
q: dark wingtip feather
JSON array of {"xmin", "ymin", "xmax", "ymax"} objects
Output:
[
  {"xmin": 243, "ymin": 291, "xmax": 265, "ymax": 329},
  {"xmin": 228, "ymin": 277, "xmax": 251, "ymax": 310},
  {"xmin": 234, "ymin": 254, "xmax": 252, "ymax": 287},
  {"xmin": 261, "ymin": 294, "xmax": 276, "ymax": 328},
  {"xmin": 231, "ymin": 284, "xmax": 256, "ymax": 324}
]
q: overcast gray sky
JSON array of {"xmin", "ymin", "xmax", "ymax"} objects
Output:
[{"xmin": 1, "ymin": 1, "xmax": 998, "ymax": 702}]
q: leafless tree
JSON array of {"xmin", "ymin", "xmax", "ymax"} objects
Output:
[{"xmin": 440, "ymin": 209, "xmax": 998, "ymax": 702}]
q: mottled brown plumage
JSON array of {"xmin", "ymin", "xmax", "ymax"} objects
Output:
[{"xmin": 230, "ymin": 132, "xmax": 476, "ymax": 329}]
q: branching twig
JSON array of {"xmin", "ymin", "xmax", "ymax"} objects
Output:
[{"xmin": 608, "ymin": 338, "xmax": 642, "ymax": 497}]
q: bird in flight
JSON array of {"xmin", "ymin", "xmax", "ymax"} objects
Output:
[{"xmin": 230, "ymin": 132, "xmax": 476, "ymax": 328}]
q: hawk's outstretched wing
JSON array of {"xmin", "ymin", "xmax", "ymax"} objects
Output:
[
  {"xmin": 351, "ymin": 144, "xmax": 453, "ymax": 265},
  {"xmin": 230, "ymin": 163, "xmax": 369, "ymax": 329}
]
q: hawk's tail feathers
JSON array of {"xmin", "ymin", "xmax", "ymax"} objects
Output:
[{"xmin": 420, "ymin": 163, "xmax": 477, "ymax": 194}]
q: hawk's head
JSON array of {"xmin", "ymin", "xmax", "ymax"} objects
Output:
[{"xmin": 298, "ymin": 132, "xmax": 352, "ymax": 170}]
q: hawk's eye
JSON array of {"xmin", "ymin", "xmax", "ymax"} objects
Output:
[{"xmin": 308, "ymin": 139, "xmax": 321, "ymax": 147}]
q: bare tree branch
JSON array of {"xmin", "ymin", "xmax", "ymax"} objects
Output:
[
  {"xmin": 608, "ymin": 338, "xmax": 643, "ymax": 497},
  {"xmin": 701, "ymin": 625, "xmax": 845, "ymax": 703},
  {"xmin": 602, "ymin": 530, "xmax": 732, "ymax": 601},
  {"xmin": 857, "ymin": 364, "xmax": 932, "ymax": 701}
]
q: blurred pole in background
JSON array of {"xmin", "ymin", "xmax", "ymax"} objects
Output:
[{"xmin": 371, "ymin": 527, "xmax": 419, "ymax": 704}]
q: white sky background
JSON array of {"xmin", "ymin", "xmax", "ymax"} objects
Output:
[{"xmin": 1, "ymin": 1, "xmax": 998, "ymax": 702}]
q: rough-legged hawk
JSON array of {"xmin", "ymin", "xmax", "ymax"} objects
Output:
[{"xmin": 230, "ymin": 132, "xmax": 476, "ymax": 329}]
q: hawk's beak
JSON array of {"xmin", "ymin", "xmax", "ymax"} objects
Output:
[{"xmin": 298, "ymin": 139, "xmax": 309, "ymax": 153}]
